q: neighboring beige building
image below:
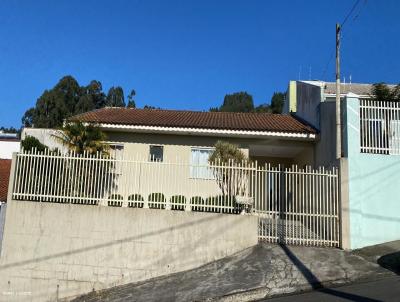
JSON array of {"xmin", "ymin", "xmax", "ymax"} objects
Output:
[{"xmin": 68, "ymin": 107, "xmax": 317, "ymax": 168}]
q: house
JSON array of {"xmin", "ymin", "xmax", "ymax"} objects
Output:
[
  {"xmin": 26, "ymin": 108, "xmax": 318, "ymax": 167},
  {"xmin": 284, "ymin": 80, "xmax": 400, "ymax": 249},
  {"xmin": 0, "ymin": 131, "xmax": 20, "ymax": 160}
]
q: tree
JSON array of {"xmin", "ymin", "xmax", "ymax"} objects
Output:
[
  {"xmin": 53, "ymin": 122, "xmax": 109, "ymax": 155},
  {"xmin": 270, "ymin": 92, "xmax": 285, "ymax": 113},
  {"xmin": 0, "ymin": 126, "xmax": 18, "ymax": 133},
  {"xmin": 33, "ymin": 89, "xmax": 69, "ymax": 128},
  {"xmin": 86, "ymin": 80, "xmax": 107, "ymax": 109},
  {"xmin": 210, "ymin": 91, "xmax": 286, "ymax": 114},
  {"xmin": 22, "ymin": 108, "xmax": 35, "ymax": 127},
  {"xmin": 21, "ymin": 75, "xmax": 134, "ymax": 129},
  {"xmin": 209, "ymin": 141, "xmax": 250, "ymax": 196},
  {"xmin": 372, "ymin": 83, "xmax": 400, "ymax": 102},
  {"xmin": 106, "ymin": 86, "xmax": 125, "ymax": 107},
  {"xmin": 218, "ymin": 92, "xmax": 254, "ymax": 112},
  {"xmin": 127, "ymin": 89, "xmax": 136, "ymax": 108}
]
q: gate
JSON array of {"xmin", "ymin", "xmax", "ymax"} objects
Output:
[{"xmin": 253, "ymin": 164, "xmax": 340, "ymax": 247}]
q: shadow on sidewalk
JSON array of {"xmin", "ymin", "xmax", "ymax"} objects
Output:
[
  {"xmin": 278, "ymin": 244, "xmax": 381, "ymax": 302},
  {"xmin": 378, "ymin": 251, "xmax": 400, "ymax": 275}
]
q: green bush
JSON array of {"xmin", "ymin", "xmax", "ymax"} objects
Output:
[
  {"xmin": 170, "ymin": 195, "xmax": 186, "ymax": 211},
  {"xmin": 205, "ymin": 195, "xmax": 240, "ymax": 214},
  {"xmin": 108, "ymin": 194, "xmax": 123, "ymax": 207},
  {"xmin": 148, "ymin": 193, "xmax": 166, "ymax": 209},
  {"xmin": 128, "ymin": 194, "xmax": 144, "ymax": 208},
  {"xmin": 21, "ymin": 136, "xmax": 48, "ymax": 152},
  {"xmin": 190, "ymin": 196, "xmax": 204, "ymax": 212}
]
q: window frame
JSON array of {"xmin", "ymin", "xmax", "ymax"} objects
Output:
[
  {"xmin": 149, "ymin": 145, "xmax": 164, "ymax": 162},
  {"xmin": 190, "ymin": 147, "xmax": 215, "ymax": 180}
]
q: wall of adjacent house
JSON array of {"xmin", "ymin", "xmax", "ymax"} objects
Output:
[
  {"xmin": 21, "ymin": 128, "xmax": 67, "ymax": 153},
  {"xmin": 0, "ymin": 200, "xmax": 258, "ymax": 302},
  {"xmin": 343, "ymin": 95, "xmax": 400, "ymax": 249},
  {"xmin": 314, "ymin": 102, "xmax": 338, "ymax": 168},
  {"xmin": 0, "ymin": 141, "xmax": 20, "ymax": 159},
  {"xmin": 283, "ymin": 80, "xmax": 297, "ymax": 114},
  {"xmin": 295, "ymin": 81, "xmax": 323, "ymax": 129}
]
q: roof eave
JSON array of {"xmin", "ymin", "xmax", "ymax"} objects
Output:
[{"xmin": 96, "ymin": 123, "xmax": 317, "ymax": 141}]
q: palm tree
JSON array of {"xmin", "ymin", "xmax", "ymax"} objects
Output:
[{"xmin": 53, "ymin": 122, "xmax": 109, "ymax": 155}]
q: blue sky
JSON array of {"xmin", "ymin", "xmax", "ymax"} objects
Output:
[{"xmin": 0, "ymin": 0, "xmax": 399, "ymax": 128}]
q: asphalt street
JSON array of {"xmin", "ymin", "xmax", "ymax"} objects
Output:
[{"xmin": 263, "ymin": 276, "xmax": 400, "ymax": 302}]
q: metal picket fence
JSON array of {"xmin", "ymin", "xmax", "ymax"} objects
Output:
[
  {"xmin": 253, "ymin": 164, "xmax": 340, "ymax": 247},
  {"xmin": 11, "ymin": 150, "xmax": 340, "ymax": 247}
]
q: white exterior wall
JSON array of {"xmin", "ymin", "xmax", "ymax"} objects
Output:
[
  {"xmin": 21, "ymin": 128, "xmax": 67, "ymax": 153},
  {"xmin": 0, "ymin": 141, "xmax": 20, "ymax": 159}
]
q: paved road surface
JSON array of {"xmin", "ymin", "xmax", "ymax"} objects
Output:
[{"xmin": 263, "ymin": 276, "xmax": 400, "ymax": 302}]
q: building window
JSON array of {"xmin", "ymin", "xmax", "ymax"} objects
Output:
[
  {"xmin": 109, "ymin": 144, "xmax": 124, "ymax": 174},
  {"xmin": 149, "ymin": 145, "xmax": 163, "ymax": 162},
  {"xmin": 109, "ymin": 144, "xmax": 124, "ymax": 160},
  {"xmin": 190, "ymin": 148, "xmax": 214, "ymax": 179}
]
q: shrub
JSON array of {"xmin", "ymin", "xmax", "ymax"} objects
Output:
[
  {"xmin": 148, "ymin": 193, "xmax": 166, "ymax": 209},
  {"xmin": 108, "ymin": 194, "xmax": 123, "ymax": 207},
  {"xmin": 170, "ymin": 195, "xmax": 186, "ymax": 211},
  {"xmin": 128, "ymin": 194, "xmax": 144, "ymax": 208},
  {"xmin": 21, "ymin": 136, "xmax": 48, "ymax": 153},
  {"xmin": 205, "ymin": 195, "xmax": 240, "ymax": 214},
  {"xmin": 190, "ymin": 196, "xmax": 204, "ymax": 212}
]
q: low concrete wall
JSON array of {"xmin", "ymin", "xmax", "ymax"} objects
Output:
[{"xmin": 0, "ymin": 200, "xmax": 258, "ymax": 302}]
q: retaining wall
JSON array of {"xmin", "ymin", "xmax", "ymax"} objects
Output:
[{"xmin": 0, "ymin": 200, "xmax": 258, "ymax": 301}]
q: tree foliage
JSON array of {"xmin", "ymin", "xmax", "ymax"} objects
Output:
[
  {"xmin": 0, "ymin": 126, "xmax": 18, "ymax": 133},
  {"xmin": 211, "ymin": 91, "xmax": 285, "ymax": 113},
  {"xmin": 53, "ymin": 122, "xmax": 109, "ymax": 155},
  {"xmin": 106, "ymin": 86, "xmax": 125, "ymax": 107},
  {"xmin": 209, "ymin": 141, "xmax": 250, "ymax": 196},
  {"xmin": 20, "ymin": 136, "xmax": 48, "ymax": 152},
  {"xmin": 127, "ymin": 90, "xmax": 136, "ymax": 108},
  {"xmin": 219, "ymin": 92, "xmax": 254, "ymax": 112},
  {"xmin": 22, "ymin": 75, "xmax": 135, "ymax": 129},
  {"xmin": 372, "ymin": 83, "xmax": 400, "ymax": 102}
]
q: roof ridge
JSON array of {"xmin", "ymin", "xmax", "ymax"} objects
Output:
[{"xmin": 81, "ymin": 107, "xmax": 290, "ymax": 116}]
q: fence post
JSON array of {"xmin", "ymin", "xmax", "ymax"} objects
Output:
[{"xmin": 339, "ymin": 158, "xmax": 351, "ymax": 250}]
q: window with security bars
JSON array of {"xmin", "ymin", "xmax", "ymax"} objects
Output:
[{"xmin": 359, "ymin": 99, "xmax": 400, "ymax": 155}]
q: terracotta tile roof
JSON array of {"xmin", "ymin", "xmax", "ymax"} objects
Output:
[
  {"xmin": 69, "ymin": 108, "xmax": 316, "ymax": 134},
  {"xmin": 0, "ymin": 159, "xmax": 11, "ymax": 202}
]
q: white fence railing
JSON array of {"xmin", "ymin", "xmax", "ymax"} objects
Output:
[
  {"xmin": 360, "ymin": 99, "xmax": 400, "ymax": 155},
  {"xmin": 11, "ymin": 150, "xmax": 340, "ymax": 247},
  {"xmin": 254, "ymin": 164, "xmax": 339, "ymax": 247},
  {"xmin": 12, "ymin": 150, "xmax": 253, "ymax": 214}
]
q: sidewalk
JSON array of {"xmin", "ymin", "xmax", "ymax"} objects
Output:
[{"xmin": 72, "ymin": 243, "xmax": 391, "ymax": 302}]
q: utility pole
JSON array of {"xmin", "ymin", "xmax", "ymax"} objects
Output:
[{"xmin": 336, "ymin": 23, "xmax": 341, "ymax": 159}]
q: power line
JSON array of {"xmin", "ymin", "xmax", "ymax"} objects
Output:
[
  {"xmin": 320, "ymin": 0, "xmax": 367, "ymax": 80},
  {"xmin": 341, "ymin": 0, "xmax": 361, "ymax": 26}
]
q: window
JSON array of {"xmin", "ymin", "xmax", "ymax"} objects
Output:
[
  {"xmin": 109, "ymin": 144, "xmax": 124, "ymax": 174},
  {"xmin": 149, "ymin": 145, "xmax": 163, "ymax": 162},
  {"xmin": 190, "ymin": 148, "xmax": 214, "ymax": 179},
  {"xmin": 360, "ymin": 118, "xmax": 388, "ymax": 154},
  {"xmin": 109, "ymin": 144, "xmax": 124, "ymax": 160}
]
